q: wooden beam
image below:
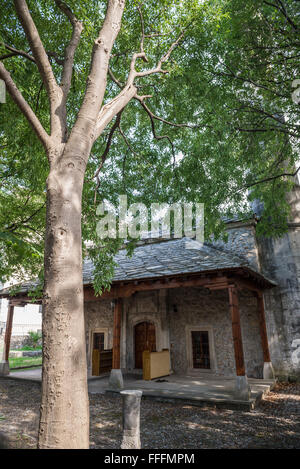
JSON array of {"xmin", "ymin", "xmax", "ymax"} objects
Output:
[
  {"xmin": 0, "ymin": 295, "xmax": 42, "ymax": 306},
  {"xmin": 4, "ymin": 303, "xmax": 14, "ymax": 362},
  {"xmin": 112, "ymin": 298, "xmax": 122, "ymax": 369},
  {"xmin": 9, "ymin": 299, "xmax": 28, "ymax": 306},
  {"xmin": 233, "ymin": 276, "xmax": 261, "ymax": 293},
  {"xmin": 84, "ymin": 275, "xmax": 233, "ymax": 301},
  {"xmin": 3, "ymin": 267, "xmax": 272, "ymax": 306},
  {"xmin": 228, "ymin": 286, "xmax": 246, "ymax": 376},
  {"xmin": 205, "ymin": 282, "xmax": 232, "ymax": 291},
  {"xmin": 84, "ymin": 285, "xmax": 134, "ymax": 301},
  {"xmin": 256, "ymin": 292, "xmax": 271, "ymax": 362}
]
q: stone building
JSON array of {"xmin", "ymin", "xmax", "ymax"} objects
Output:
[
  {"xmin": 83, "ymin": 234, "xmax": 274, "ymax": 388},
  {"xmin": 0, "ymin": 180, "xmax": 299, "ymax": 398}
]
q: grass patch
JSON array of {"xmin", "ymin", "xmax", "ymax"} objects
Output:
[
  {"xmin": 9, "ymin": 356, "xmax": 42, "ymax": 369},
  {"xmin": 19, "ymin": 346, "xmax": 42, "ymax": 351}
]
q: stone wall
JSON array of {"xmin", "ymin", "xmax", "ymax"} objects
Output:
[
  {"xmin": 168, "ymin": 287, "xmax": 263, "ymax": 378},
  {"xmin": 10, "ymin": 336, "xmax": 29, "ymax": 350},
  {"xmin": 84, "ymin": 299, "xmax": 114, "ymax": 375},
  {"xmin": 213, "ymin": 206, "xmax": 300, "ymax": 381},
  {"xmin": 258, "ymin": 224, "xmax": 300, "ymax": 380},
  {"xmin": 124, "ymin": 290, "xmax": 169, "ymax": 371},
  {"xmin": 254, "ymin": 181, "xmax": 300, "ymax": 381},
  {"xmin": 212, "ymin": 220, "xmax": 261, "ymax": 270},
  {"xmin": 6, "ymin": 335, "xmax": 41, "ymax": 350},
  {"xmin": 84, "ymin": 285, "xmax": 264, "ymax": 378}
]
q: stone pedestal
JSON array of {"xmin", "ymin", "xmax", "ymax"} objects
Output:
[
  {"xmin": 120, "ymin": 390, "xmax": 142, "ymax": 449},
  {"xmin": 0, "ymin": 432, "xmax": 11, "ymax": 449},
  {"xmin": 235, "ymin": 375, "xmax": 251, "ymax": 400},
  {"xmin": 0, "ymin": 361, "xmax": 9, "ymax": 376},
  {"xmin": 263, "ymin": 361, "xmax": 275, "ymax": 379},
  {"xmin": 108, "ymin": 369, "xmax": 124, "ymax": 390}
]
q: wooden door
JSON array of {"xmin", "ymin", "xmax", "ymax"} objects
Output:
[
  {"xmin": 92, "ymin": 332, "xmax": 105, "ymax": 376},
  {"xmin": 191, "ymin": 330, "xmax": 210, "ymax": 369},
  {"xmin": 135, "ymin": 322, "xmax": 156, "ymax": 369}
]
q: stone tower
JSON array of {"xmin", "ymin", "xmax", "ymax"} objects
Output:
[{"xmin": 257, "ymin": 173, "xmax": 300, "ymax": 380}]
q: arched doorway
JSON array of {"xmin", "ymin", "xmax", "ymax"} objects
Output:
[{"xmin": 134, "ymin": 321, "xmax": 156, "ymax": 369}]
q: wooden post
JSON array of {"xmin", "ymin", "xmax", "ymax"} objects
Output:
[
  {"xmin": 228, "ymin": 286, "xmax": 250, "ymax": 399},
  {"xmin": 4, "ymin": 303, "xmax": 14, "ymax": 361},
  {"xmin": 0, "ymin": 303, "xmax": 14, "ymax": 376},
  {"xmin": 228, "ymin": 286, "xmax": 245, "ymax": 376},
  {"xmin": 256, "ymin": 292, "xmax": 275, "ymax": 379},
  {"xmin": 112, "ymin": 298, "xmax": 122, "ymax": 369},
  {"xmin": 256, "ymin": 292, "xmax": 271, "ymax": 362}
]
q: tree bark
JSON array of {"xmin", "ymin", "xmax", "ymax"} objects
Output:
[
  {"xmin": 1, "ymin": 0, "xmax": 184, "ymax": 449},
  {"xmin": 38, "ymin": 152, "xmax": 89, "ymax": 449}
]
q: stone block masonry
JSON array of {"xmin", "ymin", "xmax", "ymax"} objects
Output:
[{"xmin": 84, "ymin": 286, "xmax": 264, "ymax": 379}]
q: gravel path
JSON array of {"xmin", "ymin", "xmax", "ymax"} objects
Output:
[{"xmin": 0, "ymin": 378, "xmax": 299, "ymax": 449}]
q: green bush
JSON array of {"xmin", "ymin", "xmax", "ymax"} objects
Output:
[
  {"xmin": 27, "ymin": 330, "xmax": 42, "ymax": 349},
  {"xmin": 21, "ymin": 345, "xmax": 42, "ymax": 351}
]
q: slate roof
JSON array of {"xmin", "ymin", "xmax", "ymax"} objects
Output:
[
  {"xmin": 83, "ymin": 237, "xmax": 275, "ymax": 285},
  {"xmin": 0, "ymin": 237, "xmax": 276, "ymax": 298}
]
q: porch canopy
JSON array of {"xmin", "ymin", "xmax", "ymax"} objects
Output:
[{"xmin": 0, "ymin": 237, "xmax": 276, "ymax": 391}]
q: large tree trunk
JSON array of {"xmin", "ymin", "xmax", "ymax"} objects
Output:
[
  {"xmin": 38, "ymin": 154, "xmax": 89, "ymax": 449},
  {"xmin": 1, "ymin": 0, "xmax": 180, "ymax": 449}
]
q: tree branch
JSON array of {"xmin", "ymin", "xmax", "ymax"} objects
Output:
[
  {"xmin": 137, "ymin": 99, "xmax": 200, "ymax": 129},
  {"xmin": 1, "ymin": 44, "xmax": 66, "ymax": 67},
  {"xmin": 118, "ymin": 124, "xmax": 140, "ymax": 158},
  {"xmin": 94, "ymin": 28, "xmax": 186, "ymax": 142},
  {"xmin": 109, "ymin": 64, "xmax": 198, "ymax": 132},
  {"xmin": 246, "ymin": 166, "xmax": 300, "ymax": 189},
  {"xmin": 70, "ymin": 0, "xmax": 126, "ymax": 149},
  {"xmin": 137, "ymin": 4, "xmax": 145, "ymax": 52},
  {"xmin": 13, "ymin": 0, "xmax": 63, "ymax": 140},
  {"xmin": 139, "ymin": 99, "xmax": 176, "ymax": 160},
  {"xmin": 263, "ymin": 0, "xmax": 298, "ymax": 30},
  {"xmin": 47, "ymin": 51, "xmax": 64, "ymax": 66},
  {"xmin": 234, "ymin": 126, "xmax": 298, "ymax": 138},
  {"xmin": 53, "ymin": 0, "xmax": 83, "ymax": 139},
  {"xmin": 6, "ymin": 201, "xmax": 46, "ymax": 233},
  {"xmin": 132, "ymin": 30, "xmax": 185, "ymax": 79},
  {"xmin": 0, "ymin": 61, "xmax": 51, "ymax": 150},
  {"xmin": 0, "ymin": 44, "xmax": 36, "ymax": 63},
  {"xmin": 54, "ymin": 0, "xmax": 83, "ymax": 99},
  {"xmin": 14, "ymin": 0, "xmax": 58, "ymax": 94},
  {"xmin": 93, "ymin": 111, "xmax": 123, "ymax": 204}
]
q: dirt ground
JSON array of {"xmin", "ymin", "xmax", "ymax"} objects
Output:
[{"xmin": 0, "ymin": 378, "xmax": 299, "ymax": 449}]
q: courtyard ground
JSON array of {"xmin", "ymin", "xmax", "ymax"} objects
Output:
[{"xmin": 0, "ymin": 378, "xmax": 299, "ymax": 449}]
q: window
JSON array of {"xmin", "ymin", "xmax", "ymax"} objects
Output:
[{"xmin": 93, "ymin": 332, "xmax": 105, "ymax": 352}]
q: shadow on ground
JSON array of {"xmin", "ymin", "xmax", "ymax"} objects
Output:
[{"xmin": 0, "ymin": 379, "xmax": 299, "ymax": 449}]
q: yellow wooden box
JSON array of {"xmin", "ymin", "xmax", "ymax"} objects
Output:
[{"xmin": 143, "ymin": 349, "xmax": 171, "ymax": 380}]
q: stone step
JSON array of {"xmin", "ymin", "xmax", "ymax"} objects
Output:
[{"xmin": 9, "ymin": 350, "xmax": 42, "ymax": 358}]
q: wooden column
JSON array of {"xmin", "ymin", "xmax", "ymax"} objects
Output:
[
  {"xmin": 228, "ymin": 286, "xmax": 246, "ymax": 376},
  {"xmin": 4, "ymin": 303, "xmax": 14, "ymax": 362},
  {"xmin": 112, "ymin": 298, "xmax": 122, "ymax": 369},
  {"xmin": 256, "ymin": 292, "xmax": 271, "ymax": 363}
]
